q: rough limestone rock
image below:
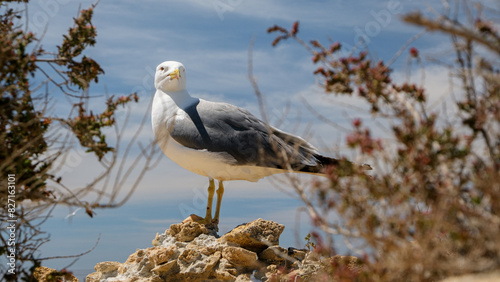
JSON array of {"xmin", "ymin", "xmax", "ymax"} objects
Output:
[
  {"xmin": 166, "ymin": 221, "xmax": 213, "ymax": 242},
  {"xmin": 259, "ymin": 245, "xmax": 288, "ymax": 264},
  {"xmin": 86, "ymin": 218, "xmax": 358, "ymax": 282},
  {"xmin": 222, "ymin": 246, "xmax": 259, "ymax": 270},
  {"xmin": 219, "ymin": 218, "xmax": 285, "ymax": 253},
  {"xmin": 34, "ymin": 266, "xmax": 78, "ymax": 282}
]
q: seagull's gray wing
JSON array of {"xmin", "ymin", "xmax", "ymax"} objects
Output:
[{"xmin": 169, "ymin": 100, "xmax": 329, "ymax": 172}]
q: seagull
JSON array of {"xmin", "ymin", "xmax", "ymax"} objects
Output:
[{"xmin": 151, "ymin": 61, "xmax": 369, "ymax": 225}]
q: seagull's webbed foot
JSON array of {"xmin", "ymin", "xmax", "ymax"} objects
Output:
[{"xmin": 183, "ymin": 214, "xmax": 217, "ymax": 225}]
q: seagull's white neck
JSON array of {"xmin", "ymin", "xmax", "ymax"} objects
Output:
[{"xmin": 161, "ymin": 89, "xmax": 199, "ymax": 110}]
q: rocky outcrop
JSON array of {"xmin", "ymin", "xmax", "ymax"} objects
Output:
[
  {"xmin": 34, "ymin": 266, "xmax": 79, "ymax": 282},
  {"xmin": 86, "ymin": 218, "xmax": 361, "ymax": 281},
  {"xmin": 218, "ymin": 219, "xmax": 284, "ymax": 253}
]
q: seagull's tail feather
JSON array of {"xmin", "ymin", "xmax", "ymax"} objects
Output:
[{"xmin": 299, "ymin": 154, "xmax": 372, "ymax": 176}]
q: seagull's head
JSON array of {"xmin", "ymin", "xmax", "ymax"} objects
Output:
[{"xmin": 154, "ymin": 61, "xmax": 186, "ymax": 92}]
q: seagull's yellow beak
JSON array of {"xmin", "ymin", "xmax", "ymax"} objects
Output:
[{"xmin": 168, "ymin": 68, "xmax": 180, "ymax": 80}]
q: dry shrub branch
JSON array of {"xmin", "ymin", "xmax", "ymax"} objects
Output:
[
  {"xmin": 0, "ymin": 1, "xmax": 159, "ymax": 280},
  {"xmin": 269, "ymin": 1, "xmax": 499, "ymax": 281}
]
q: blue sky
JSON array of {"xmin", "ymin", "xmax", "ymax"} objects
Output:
[{"xmin": 2, "ymin": 0, "xmax": 464, "ymax": 279}]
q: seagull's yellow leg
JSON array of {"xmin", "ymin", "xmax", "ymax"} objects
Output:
[
  {"xmin": 204, "ymin": 179, "xmax": 215, "ymax": 223},
  {"xmin": 214, "ymin": 181, "xmax": 224, "ymax": 223}
]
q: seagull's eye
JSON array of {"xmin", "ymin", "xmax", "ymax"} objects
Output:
[{"xmin": 160, "ymin": 67, "xmax": 165, "ymax": 71}]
